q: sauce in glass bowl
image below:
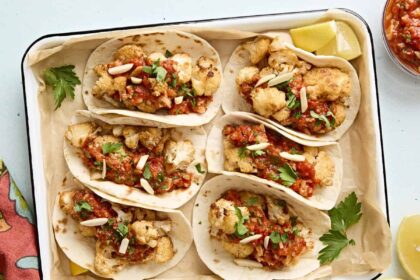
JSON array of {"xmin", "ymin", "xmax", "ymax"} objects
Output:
[{"xmin": 383, "ymin": 0, "xmax": 420, "ymax": 76}]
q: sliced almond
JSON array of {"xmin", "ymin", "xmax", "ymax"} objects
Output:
[
  {"xmin": 246, "ymin": 143, "xmax": 270, "ymax": 151},
  {"xmin": 279, "ymin": 152, "xmax": 306, "ymax": 162},
  {"xmin": 136, "ymin": 155, "xmax": 149, "ymax": 170},
  {"xmin": 234, "ymin": 259, "xmax": 263, "ymax": 268},
  {"xmin": 118, "ymin": 238, "xmax": 130, "ymax": 254},
  {"xmin": 112, "ymin": 126, "xmax": 123, "ymax": 136},
  {"xmin": 130, "ymin": 77, "xmax": 143, "ymax": 84},
  {"xmin": 174, "ymin": 96, "xmax": 184, "ymax": 104},
  {"xmin": 300, "ymin": 87, "xmax": 308, "ymax": 113},
  {"xmin": 255, "ymin": 74, "xmax": 276, "ymax": 87},
  {"xmin": 239, "ymin": 234, "xmax": 262, "ymax": 244},
  {"xmin": 108, "ymin": 63, "xmax": 134, "ymax": 75},
  {"xmin": 80, "ymin": 218, "xmax": 108, "ymax": 227},
  {"xmin": 140, "ymin": 178, "xmax": 155, "ymax": 195},
  {"xmin": 267, "ymin": 72, "xmax": 293, "ymax": 87},
  {"xmin": 264, "ymin": 235, "xmax": 270, "ymax": 249},
  {"xmin": 101, "ymin": 159, "xmax": 106, "ymax": 179}
]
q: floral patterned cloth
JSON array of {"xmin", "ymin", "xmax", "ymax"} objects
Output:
[{"xmin": 0, "ymin": 159, "xmax": 40, "ymax": 280}]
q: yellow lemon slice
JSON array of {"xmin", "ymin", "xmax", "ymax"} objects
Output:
[
  {"xmin": 69, "ymin": 260, "xmax": 88, "ymax": 276},
  {"xmin": 397, "ymin": 215, "xmax": 420, "ymax": 280},
  {"xmin": 316, "ymin": 21, "xmax": 362, "ymax": 60},
  {"xmin": 290, "ymin": 21, "xmax": 337, "ymax": 52}
]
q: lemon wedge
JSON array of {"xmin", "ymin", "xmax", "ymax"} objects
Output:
[
  {"xmin": 290, "ymin": 21, "xmax": 337, "ymax": 52},
  {"xmin": 397, "ymin": 215, "xmax": 420, "ymax": 280},
  {"xmin": 69, "ymin": 260, "xmax": 88, "ymax": 276},
  {"xmin": 316, "ymin": 21, "xmax": 362, "ymax": 60}
]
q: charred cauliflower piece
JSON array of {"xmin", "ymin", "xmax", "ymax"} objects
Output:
[
  {"xmin": 134, "ymin": 208, "xmax": 156, "ymax": 221},
  {"xmin": 172, "ymin": 53, "xmax": 192, "ymax": 83},
  {"xmin": 236, "ymin": 66, "xmax": 259, "ymax": 86},
  {"xmin": 94, "ymin": 242, "xmax": 125, "ymax": 276},
  {"xmin": 122, "ymin": 126, "xmax": 140, "ymax": 150},
  {"xmin": 138, "ymin": 128, "xmax": 166, "ymax": 151},
  {"xmin": 65, "ymin": 122, "xmax": 96, "ymax": 148},
  {"xmin": 164, "ymin": 140, "xmax": 194, "ymax": 171},
  {"xmin": 272, "ymin": 107, "xmax": 291, "ymax": 124},
  {"xmin": 251, "ymin": 87, "xmax": 286, "ymax": 118},
  {"xmin": 243, "ymin": 38, "xmax": 270, "ymax": 64},
  {"xmin": 304, "ymin": 68, "xmax": 351, "ymax": 101},
  {"xmin": 266, "ymin": 196, "xmax": 290, "ymax": 225},
  {"xmin": 92, "ymin": 64, "xmax": 115, "ymax": 98},
  {"xmin": 58, "ymin": 191, "xmax": 74, "ymax": 214},
  {"xmin": 131, "ymin": 221, "xmax": 159, "ymax": 247},
  {"xmin": 191, "ymin": 56, "xmax": 221, "ymax": 96},
  {"xmin": 222, "ymin": 240, "xmax": 254, "ymax": 258},
  {"xmin": 93, "ymin": 135, "xmax": 122, "ymax": 151},
  {"xmin": 208, "ymin": 198, "xmax": 240, "ymax": 235},
  {"xmin": 332, "ymin": 103, "xmax": 346, "ymax": 127},
  {"xmin": 268, "ymin": 49, "xmax": 300, "ymax": 72},
  {"xmin": 114, "ymin": 44, "xmax": 144, "ymax": 62},
  {"xmin": 314, "ymin": 151, "xmax": 335, "ymax": 187},
  {"xmin": 224, "ymin": 140, "xmax": 257, "ymax": 173},
  {"xmin": 147, "ymin": 52, "xmax": 166, "ymax": 64},
  {"xmin": 155, "ymin": 237, "xmax": 174, "ymax": 263}
]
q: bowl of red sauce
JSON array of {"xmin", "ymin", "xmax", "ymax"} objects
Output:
[{"xmin": 382, "ymin": 0, "xmax": 420, "ymax": 77}]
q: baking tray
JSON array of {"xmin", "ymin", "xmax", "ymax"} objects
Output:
[{"xmin": 21, "ymin": 8, "xmax": 389, "ymax": 280}]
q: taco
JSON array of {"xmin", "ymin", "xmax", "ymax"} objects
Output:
[
  {"xmin": 83, "ymin": 30, "xmax": 223, "ymax": 127},
  {"xmin": 193, "ymin": 175, "xmax": 330, "ymax": 280},
  {"xmin": 52, "ymin": 186, "xmax": 192, "ymax": 279},
  {"xmin": 206, "ymin": 113, "xmax": 342, "ymax": 210},
  {"xmin": 222, "ymin": 36, "xmax": 361, "ymax": 141},
  {"xmin": 64, "ymin": 111, "xmax": 207, "ymax": 209}
]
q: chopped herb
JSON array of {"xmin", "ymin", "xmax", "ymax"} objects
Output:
[
  {"xmin": 157, "ymin": 172, "xmax": 165, "ymax": 182},
  {"xmin": 143, "ymin": 163, "xmax": 152, "ymax": 180},
  {"xmin": 190, "ymin": 97, "xmax": 197, "ymax": 107},
  {"xmin": 155, "ymin": 66, "xmax": 167, "ymax": 82},
  {"xmin": 275, "ymin": 81, "xmax": 290, "ymax": 91},
  {"xmin": 290, "ymin": 216, "xmax": 298, "ymax": 226},
  {"xmin": 251, "ymin": 150, "xmax": 265, "ymax": 157},
  {"xmin": 94, "ymin": 160, "xmax": 102, "ymax": 167},
  {"xmin": 269, "ymin": 231, "xmax": 280, "ymax": 244},
  {"xmin": 290, "ymin": 147, "xmax": 299, "ymax": 155},
  {"xmin": 280, "ymin": 233, "xmax": 289, "ymax": 243},
  {"xmin": 238, "ymin": 146, "xmax": 247, "ymax": 158},
  {"xmin": 43, "ymin": 65, "xmax": 81, "ymax": 109},
  {"xmin": 246, "ymin": 197, "xmax": 259, "ymax": 206},
  {"xmin": 292, "ymin": 226, "xmax": 300, "ymax": 235},
  {"xmin": 102, "ymin": 142, "xmax": 122, "ymax": 155},
  {"xmin": 0, "ymin": 212, "xmax": 3, "ymax": 219},
  {"xmin": 117, "ymin": 223, "xmax": 129, "ymax": 238},
  {"xmin": 142, "ymin": 65, "xmax": 153, "ymax": 74},
  {"xmin": 108, "ymin": 218, "xmax": 115, "ymax": 226},
  {"xmin": 286, "ymin": 92, "xmax": 300, "ymax": 110},
  {"xmin": 276, "ymin": 199, "xmax": 286, "ymax": 208},
  {"xmin": 195, "ymin": 163, "xmax": 205, "ymax": 174},
  {"xmin": 74, "ymin": 201, "xmax": 92, "ymax": 213},
  {"xmin": 142, "ymin": 60, "xmax": 167, "ymax": 82},
  {"xmin": 294, "ymin": 111, "xmax": 302, "ymax": 119},
  {"xmin": 278, "ymin": 164, "xmax": 298, "ymax": 187},
  {"xmin": 160, "ymin": 185, "xmax": 169, "ymax": 190},
  {"xmin": 234, "ymin": 207, "xmax": 249, "ymax": 236},
  {"xmin": 170, "ymin": 74, "xmax": 177, "ymax": 88},
  {"xmin": 165, "ymin": 50, "xmax": 173, "ymax": 58},
  {"xmin": 310, "ymin": 111, "xmax": 334, "ymax": 129}
]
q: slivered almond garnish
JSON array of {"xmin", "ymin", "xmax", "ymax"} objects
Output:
[
  {"xmin": 174, "ymin": 96, "xmax": 184, "ymax": 104},
  {"xmin": 264, "ymin": 236, "xmax": 270, "ymax": 249},
  {"xmin": 140, "ymin": 178, "xmax": 155, "ymax": 195},
  {"xmin": 108, "ymin": 63, "xmax": 134, "ymax": 75},
  {"xmin": 119, "ymin": 238, "xmax": 130, "ymax": 254},
  {"xmin": 267, "ymin": 72, "xmax": 293, "ymax": 87},
  {"xmin": 239, "ymin": 234, "xmax": 262, "ymax": 244},
  {"xmin": 234, "ymin": 259, "xmax": 263, "ymax": 268},
  {"xmin": 80, "ymin": 218, "xmax": 108, "ymax": 227},
  {"xmin": 255, "ymin": 74, "xmax": 276, "ymax": 87},
  {"xmin": 130, "ymin": 77, "xmax": 142, "ymax": 84},
  {"xmin": 279, "ymin": 152, "xmax": 306, "ymax": 162},
  {"xmin": 136, "ymin": 155, "xmax": 149, "ymax": 170},
  {"xmin": 101, "ymin": 159, "xmax": 106, "ymax": 179},
  {"xmin": 246, "ymin": 143, "xmax": 270, "ymax": 151},
  {"xmin": 300, "ymin": 87, "xmax": 308, "ymax": 113}
]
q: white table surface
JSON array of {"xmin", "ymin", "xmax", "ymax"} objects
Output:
[{"xmin": 0, "ymin": 0, "xmax": 418, "ymax": 278}]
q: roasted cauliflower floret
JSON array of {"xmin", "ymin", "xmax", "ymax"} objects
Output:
[
  {"xmin": 58, "ymin": 191, "xmax": 74, "ymax": 214},
  {"xmin": 94, "ymin": 242, "xmax": 125, "ymax": 276},
  {"xmin": 92, "ymin": 64, "xmax": 114, "ymax": 97},
  {"xmin": 114, "ymin": 44, "xmax": 144, "ymax": 62},
  {"xmin": 137, "ymin": 127, "xmax": 165, "ymax": 150},
  {"xmin": 272, "ymin": 108, "xmax": 291, "ymax": 124},
  {"xmin": 243, "ymin": 38, "xmax": 270, "ymax": 64},
  {"xmin": 164, "ymin": 140, "xmax": 194, "ymax": 171},
  {"xmin": 114, "ymin": 76, "xmax": 128, "ymax": 97},
  {"xmin": 147, "ymin": 52, "xmax": 166, "ymax": 64},
  {"xmin": 191, "ymin": 56, "xmax": 221, "ymax": 96},
  {"xmin": 332, "ymin": 103, "xmax": 346, "ymax": 127},
  {"xmin": 134, "ymin": 208, "xmax": 156, "ymax": 221},
  {"xmin": 268, "ymin": 36, "xmax": 287, "ymax": 53},
  {"xmin": 122, "ymin": 126, "xmax": 140, "ymax": 150},
  {"xmin": 236, "ymin": 66, "xmax": 259, "ymax": 85},
  {"xmin": 137, "ymin": 101, "xmax": 157, "ymax": 113},
  {"xmin": 131, "ymin": 221, "xmax": 159, "ymax": 247},
  {"xmin": 304, "ymin": 68, "xmax": 351, "ymax": 101},
  {"xmin": 259, "ymin": 67, "xmax": 277, "ymax": 77},
  {"xmin": 208, "ymin": 198, "xmax": 239, "ymax": 235},
  {"xmin": 266, "ymin": 196, "xmax": 290, "ymax": 225},
  {"xmin": 65, "ymin": 122, "xmax": 96, "ymax": 148},
  {"xmin": 303, "ymin": 146, "xmax": 319, "ymax": 164},
  {"xmin": 223, "ymin": 140, "xmax": 257, "ymax": 173},
  {"xmin": 314, "ymin": 151, "xmax": 335, "ymax": 186},
  {"xmin": 222, "ymin": 240, "xmax": 254, "ymax": 258},
  {"xmin": 172, "ymin": 53, "xmax": 192, "ymax": 83},
  {"xmin": 268, "ymin": 49, "xmax": 300, "ymax": 71},
  {"xmin": 93, "ymin": 135, "xmax": 123, "ymax": 152},
  {"xmin": 155, "ymin": 237, "xmax": 174, "ymax": 263},
  {"xmin": 251, "ymin": 87, "xmax": 286, "ymax": 118}
]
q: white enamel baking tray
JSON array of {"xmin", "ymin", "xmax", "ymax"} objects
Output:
[{"xmin": 22, "ymin": 8, "xmax": 389, "ymax": 280}]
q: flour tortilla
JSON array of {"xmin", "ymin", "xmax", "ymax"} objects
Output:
[
  {"xmin": 52, "ymin": 186, "xmax": 193, "ymax": 280},
  {"xmin": 193, "ymin": 175, "xmax": 331, "ymax": 280},
  {"xmin": 206, "ymin": 112, "xmax": 343, "ymax": 210},
  {"xmin": 222, "ymin": 37, "xmax": 361, "ymax": 142},
  {"xmin": 82, "ymin": 30, "xmax": 223, "ymax": 127},
  {"xmin": 63, "ymin": 110, "xmax": 207, "ymax": 209}
]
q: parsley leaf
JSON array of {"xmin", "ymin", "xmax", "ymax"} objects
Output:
[
  {"xmin": 157, "ymin": 172, "xmax": 165, "ymax": 182},
  {"xmin": 246, "ymin": 196, "xmax": 259, "ymax": 206},
  {"xmin": 170, "ymin": 74, "xmax": 177, "ymax": 88},
  {"xmin": 278, "ymin": 164, "xmax": 297, "ymax": 187},
  {"xmin": 142, "ymin": 60, "xmax": 167, "ymax": 82},
  {"xmin": 117, "ymin": 223, "xmax": 129, "ymax": 238},
  {"xmin": 43, "ymin": 65, "xmax": 81, "ymax": 109},
  {"xmin": 155, "ymin": 66, "xmax": 167, "ymax": 82},
  {"xmin": 251, "ymin": 150, "xmax": 265, "ymax": 157},
  {"xmin": 165, "ymin": 50, "xmax": 173, "ymax": 58},
  {"xmin": 280, "ymin": 233, "xmax": 288, "ymax": 243},
  {"xmin": 195, "ymin": 163, "xmax": 205, "ymax": 174},
  {"xmin": 73, "ymin": 201, "xmax": 92, "ymax": 213},
  {"xmin": 102, "ymin": 143, "xmax": 122, "ymax": 155},
  {"xmin": 318, "ymin": 230, "xmax": 355, "ymax": 265},
  {"xmin": 270, "ymin": 231, "xmax": 280, "ymax": 244},
  {"xmin": 234, "ymin": 207, "xmax": 249, "ymax": 236},
  {"xmin": 310, "ymin": 110, "xmax": 336, "ymax": 129},
  {"xmin": 290, "ymin": 147, "xmax": 300, "ymax": 155},
  {"xmin": 143, "ymin": 163, "xmax": 152, "ymax": 180},
  {"xmin": 286, "ymin": 92, "xmax": 300, "ymax": 110},
  {"xmin": 142, "ymin": 65, "xmax": 153, "ymax": 74},
  {"xmin": 238, "ymin": 147, "xmax": 247, "ymax": 158}
]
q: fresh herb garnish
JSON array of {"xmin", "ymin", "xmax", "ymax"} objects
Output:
[
  {"xmin": 155, "ymin": 66, "xmax": 167, "ymax": 82},
  {"xmin": 195, "ymin": 163, "xmax": 205, "ymax": 174},
  {"xmin": 294, "ymin": 111, "xmax": 302, "ymax": 119},
  {"xmin": 269, "ymin": 231, "xmax": 280, "ymax": 244},
  {"xmin": 143, "ymin": 163, "xmax": 152, "ymax": 180},
  {"xmin": 251, "ymin": 150, "xmax": 265, "ymax": 157},
  {"xmin": 310, "ymin": 110, "xmax": 335, "ymax": 129},
  {"xmin": 74, "ymin": 201, "xmax": 92, "ymax": 213},
  {"xmin": 286, "ymin": 92, "xmax": 300, "ymax": 110},
  {"xmin": 318, "ymin": 192, "xmax": 362, "ymax": 265},
  {"xmin": 157, "ymin": 172, "xmax": 165, "ymax": 182},
  {"xmin": 290, "ymin": 147, "xmax": 300, "ymax": 155},
  {"xmin": 278, "ymin": 164, "xmax": 298, "ymax": 187},
  {"xmin": 275, "ymin": 81, "xmax": 290, "ymax": 91},
  {"xmin": 280, "ymin": 233, "xmax": 288, "ymax": 243},
  {"xmin": 246, "ymin": 197, "xmax": 259, "ymax": 206},
  {"xmin": 102, "ymin": 142, "xmax": 122, "ymax": 155},
  {"xmin": 165, "ymin": 50, "xmax": 173, "ymax": 58},
  {"xmin": 43, "ymin": 65, "xmax": 81, "ymax": 109},
  {"xmin": 117, "ymin": 223, "xmax": 129, "ymax": 238},
  {"xmin": 142, "ymin": 60, "xmax": 167, "ymax": 82},
  {"xmin": 276, "ymin": 199, "xmax": 286, "ymax": 208},
  {"xmin": 234, "ymin": 207, "xmax": 249, "ymax": 236},
  {"xmin": 290, "ymin": 216, "xmax": 298, "ymax": 226},
  {"xmin": 238, "ymin": 146, "xmax": 247, "ymax": 158},
  {"xmin": 160, "ymin": 185, "xmax": 168, "ymax": 190},
  {"xmin": 170, "ymin": 74, "xmax": 177, "ymax": 88}
]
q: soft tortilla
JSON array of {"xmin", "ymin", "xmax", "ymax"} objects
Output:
[
  {"xmin": 82, "ymin": 30, "xmax": 223, "ymax": 127},
  {"xmin": 52, "ymin": 185, "xmax": 193, "ymax": 280},
  {"xmin": 206, "ymin": 112, "xmax": 343, "ymax": 210},
  {"xmin": 63, "ymin": 110, "xmax": 207, "ymax": 209},
  {"xmin": 192, "ymin": 175, "xmax": 330, "ymax": 280},
  {"xmin": 222, "ymin": 37, "xmax": 361, "ymax": 142}
]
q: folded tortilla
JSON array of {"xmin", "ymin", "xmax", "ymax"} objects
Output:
[
  {"xmin": 63, "ymin": 110, "xmax": 207, "ymax": 209},
  {"xmin": 83, "ymin": 30, "xmax": 223, "ymax": 127},
  {"xmin": 222, "ymin": 37, "xmax": 361, "ymax": 142},
  {"xmin": 193, "ymin": 175, "xmax": 330, "ymax": 280},
  {"xmin": 206, "ymin": 112, "xmax": 343, "ymax": 210}
]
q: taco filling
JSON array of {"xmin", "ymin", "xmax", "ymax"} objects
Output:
[
  {"xmin": 59, "ymin": 189, "xmax": 174, "ymax": 275},
  {"xmin": 222, "ymin": 123, "xmax": 334, "ymax": 198},
  {"xmin": 92, "ymin": 44, "xmax": 221, "ymax": 115},
  {"xmin": 65, "ymin": 121, "xmax": 196, "ymax": 195},
  {"xmin": 236, "ymin": 37, "xmax": 351, "ymax": 135},
  {"xmin": 209, "ymin": 190, "xmax": 313, "ymax": 269}
]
